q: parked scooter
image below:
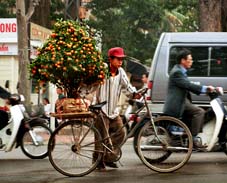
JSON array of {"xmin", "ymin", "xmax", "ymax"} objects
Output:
[
  {"xmin": 195, "ymin": 87, "xmax": 227, "ymax": 152},
  {"xmin": 0, "ymin": 82, "xmax": 52, "ymax": 159}
]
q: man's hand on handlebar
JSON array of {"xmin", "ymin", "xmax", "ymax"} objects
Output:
[
  {"xmin": 133, "ymin": 92, "xmax": 142, "ymax": 99},
  {"xmin": 133, "ymin": 88, "xmax": 148, "ymax": 99}
]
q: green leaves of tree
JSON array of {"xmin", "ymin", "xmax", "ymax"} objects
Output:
[{"xmin": 87, "ymin": 0, "xmax": 199, "ymax": 65}]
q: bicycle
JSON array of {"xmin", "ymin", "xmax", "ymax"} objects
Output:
[{"xmin": 48, "ymin": 88, "xmax": 193, "ymax": 177}]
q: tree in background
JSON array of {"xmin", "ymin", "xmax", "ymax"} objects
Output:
[
  {"xmin": 0, "ymin": 0, "xmax": 15, "ymax": 18},
  {"xmin": 29, "ymin": 0, "xmax": 51, "ymax": 28},
  {"xmin": 222, "ymin": 0, "xmax": 227, "ymax": 32},
  {"xmin": 199, "ymin": 0, "xmax": 222, "ymax": 31},
  {"xmin": 0, "ymin": 0, "xmax": 65, "ymax": 28},
  {"xmin": 159, "ymin": 0, "xmax": 199, "ymax": 32},
  {"xmin": 199, "ymin": 0, "xmax": 227, "ymax": 32},
  {"xmin": 86, "ymin": 0, "xmax": 200, "ymax": 65},
  {"xmin": 29, "ymin": 0, "xmax": 65, "ymax": 28},
  {"xmin": 87, "ymin": 0, "xmax": 162, "ymax": 64},
  {"xmin": 1, "ymin": 0, "xmax": 227, "ymax": 64}
]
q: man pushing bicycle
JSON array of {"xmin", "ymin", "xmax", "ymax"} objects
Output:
[{"xmin": 93, "ymin": 47, "xmax": 139, "ymax": 170}]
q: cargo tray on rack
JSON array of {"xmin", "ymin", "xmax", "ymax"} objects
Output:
[{"xmin": 50, "ymin": 111, "xmax": 94, "ymax": 119}]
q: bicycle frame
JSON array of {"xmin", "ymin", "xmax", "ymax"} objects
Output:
[
  {"xmin": 48, "ymin": 88, "xmax": 194, "ymax": 176},
  {"xmin": 94, "ymin": 88, "xmax": 167, "ymax": 153}
]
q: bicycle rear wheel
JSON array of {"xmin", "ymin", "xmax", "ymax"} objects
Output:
[
  {"xmin": 48, "ymin": 120, "xmax": 103, "ymax": 177},
  {"xmin": 136, "ymin": 116, "xmax": 193, "ymax": 173}
]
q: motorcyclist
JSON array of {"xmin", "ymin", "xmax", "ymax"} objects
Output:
[{"xmin": 0, "ymin": 85, "xmax": 11, "ymax": 130}]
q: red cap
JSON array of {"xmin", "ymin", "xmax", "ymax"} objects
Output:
[{"xmin": 108, "ymin": 47, "xmax": 126, "ymax": 58}]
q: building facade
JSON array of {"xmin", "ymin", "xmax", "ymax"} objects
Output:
[
  {"xmin": 0, "ymin": 18, "xmax": 55, "ymax": 107},
  {"xmin": 0, "ymin": 18, "xmax": 18, "ymax": 106}
]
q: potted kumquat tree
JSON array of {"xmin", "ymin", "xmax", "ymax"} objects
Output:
[{"xmin": 29, "ymin": 19, "xmax": 107, "ymax": 98}]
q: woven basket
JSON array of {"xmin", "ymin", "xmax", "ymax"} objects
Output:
[{"xmin": 51, "ymin": 111, "xmax": 94, "ymax": 119}]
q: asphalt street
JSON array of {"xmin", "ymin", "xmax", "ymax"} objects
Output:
[{"xmin": 1, "ymin": 141, "xmax": 227, "ymax": 183}]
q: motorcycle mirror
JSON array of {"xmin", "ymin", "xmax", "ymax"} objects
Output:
[{"xmin": 5, "ymin": 80, "xmax": 9, "ymax": 88}]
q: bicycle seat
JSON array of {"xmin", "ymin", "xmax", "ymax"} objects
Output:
[{"xmin": 89, "ymin": 101, "xmax": 107, "ymax": 111}]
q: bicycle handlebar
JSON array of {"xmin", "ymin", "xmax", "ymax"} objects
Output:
[{"xmin": 136, "ymin": 87, "xmax": 148, "ymax": 96}]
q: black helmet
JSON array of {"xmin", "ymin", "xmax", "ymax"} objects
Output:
[{"xmin": 9, "ymin": 94, "xmax": 21, "ymax": 105}]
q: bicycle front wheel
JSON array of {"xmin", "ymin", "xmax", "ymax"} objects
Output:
[
  {"xmin": 136, "ymin": 116, "xmax": 193, "ymax": 173},
  {"xmin": 48, "ymin": 120, "xmax": 103, "ymax": 177}
]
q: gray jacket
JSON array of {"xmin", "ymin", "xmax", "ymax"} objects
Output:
[{"xmin": 163, "ymin": 64, "xmax": 202, "ymax": 118}]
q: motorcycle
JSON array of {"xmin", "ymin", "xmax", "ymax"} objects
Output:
[
  {"xmin": 195, "ymin": 87, "xmax": 227, "ymax": 152},
  {"xmin": 0, "ymin": 83, "xmax": 52, "ymax": 159}
]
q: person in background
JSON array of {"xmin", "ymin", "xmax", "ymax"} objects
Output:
[
  {"xmin": 163, "ymin": 49, "xmax": 215, "ymax": 148},
  {"xmin": 55, "ymin": 87, "xmax": 66, "ymax": 112},
  {"xmin": 93, "ymin": 47, "xmax": 139, "ymax": 170},
  {"xmin": 141, "ymin": 72, "xmax": 149, "ymax": 88},
  {"xmin": 55, "ymin": 87, "xmax": 66, "ymax": 127},
  {"xmin": 135, "ymin": 72, "xmax": 149, "ymax": 109},
  {"xmin": 42, "ymin": 97, "xmax": 51, "ymax": 122},
  {"xmin": 56, "ymin": 87, "xmax": 65, "ymax": 100}
]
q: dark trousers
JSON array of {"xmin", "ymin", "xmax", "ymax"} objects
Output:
[
  {"xmin": 0, "ymin": 110, "xmax": 8, "ymax": 130},
  {"xmin": 183, "ymin": 99, "xmax": 205, "ymax": 136},
  {"xmin": 94, "ymin": 113, "xmax": 125, "ymax": 162}
]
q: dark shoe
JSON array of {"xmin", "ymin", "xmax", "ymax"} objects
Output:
[
  {"xmin": 96, "ymin": 162, "xmax": 106, "ymax": 171},
  {"xmin": 105, "ymin": 162, "xmax": 118, "ymax": 168},
  {"xmin": 193, "ymin": 136, "xmax": 207, "ymax": 149}
]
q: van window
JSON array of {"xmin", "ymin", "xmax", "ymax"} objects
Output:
[{"xmin": 169, "ymin": 46, "xmax": 227, "ymax": 77}]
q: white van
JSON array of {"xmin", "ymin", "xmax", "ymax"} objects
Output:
[{"xmin": 148, "ymin": 32, "xmax": 227, "ymax": 113}]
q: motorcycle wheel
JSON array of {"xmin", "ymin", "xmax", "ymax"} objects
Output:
[{"xmin": 20, "ymin": 119, "xmax": 52, "ymax": 159}]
